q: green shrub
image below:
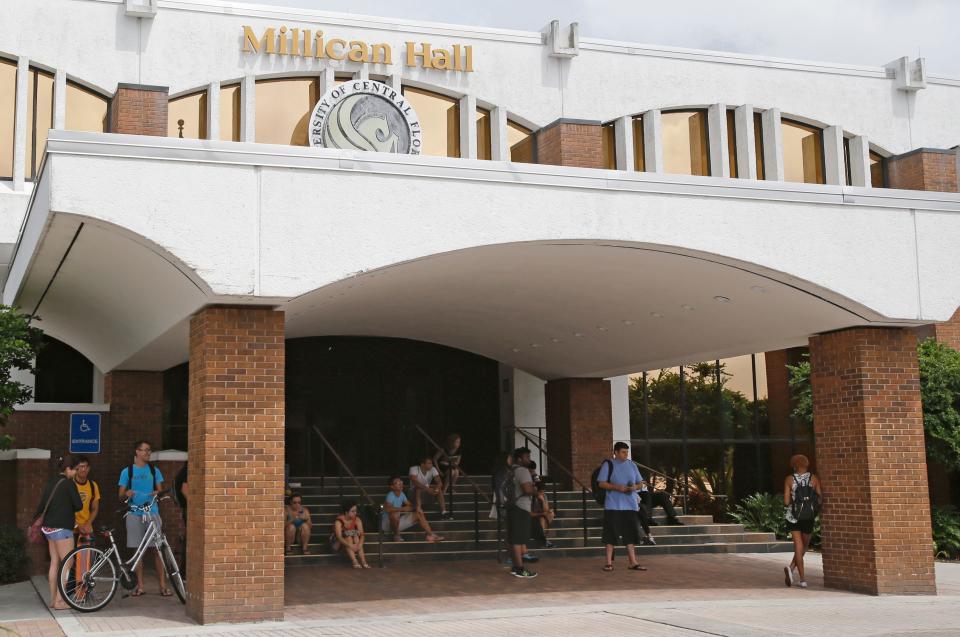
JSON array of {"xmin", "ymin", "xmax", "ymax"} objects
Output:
[
  {"xmin": 0, "ymin": 524, "xmax": 27, "ymax": 584},
  {"xmin": 932, "ymin": 505, "xmax": 960, "ymax": 560},
  {"xmin": 728, "ymin": 492, "xmax": 789, "ymax": 540}
]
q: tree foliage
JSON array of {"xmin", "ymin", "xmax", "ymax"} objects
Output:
[{"xmin": 0, "ymin": 306, "xmax": 42, "ymax": 450}]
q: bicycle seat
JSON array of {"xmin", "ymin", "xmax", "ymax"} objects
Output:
[{"xmin": 98, "ymin": 525, "xmax": 114, "ymax": 535}]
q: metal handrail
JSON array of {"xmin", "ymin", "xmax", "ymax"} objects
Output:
[
  {"xmin": 413, "ymin": 425, "xmax": 493, "ymax": 551},
  {"xmin": 509, "ymin": 425, "xmax": 591, "ymax": 546},
  {"xmin": 310, "ymin": 426, "xmax": 385, "ymax": 569},
  {"xmin": 413, "ymin": 425, "xmax": 493, "ymax": 506},
  {"xmin": 631, "ymin": 460, "xmax": 727, "ymax": 515}
]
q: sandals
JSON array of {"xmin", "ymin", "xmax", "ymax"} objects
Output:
[
  {"xmin": 131, "ymin": 588, "xmax": 146, "ymax": 597},
  {"xmin": 628, "ymin": 564, "xmax": 647, "ymax": 571},
  {"xmin": 360, "ymin": 561, "xmax": 372, "ymax": 569},
  {"xmin": 160, "ymin": 588, "xmax": 173, "ymax": 597},
  {"xmin": 602, "ymin": 564, "xmax": 614, "ymax": 572}
]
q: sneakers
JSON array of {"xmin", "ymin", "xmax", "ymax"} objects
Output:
[
  {"xmin": 393, "ymin": 535, "xmax": 404, "ymax": 542},
  {"xmin": 666, "ymin": 517, "xmax": 684, "ymax": 526},
  {"xmin": 784, "ymin": 566, "xmax": 795, "ymax": 587},
  {"xmin": 511, "ymin": 567, "xmax": 538, "ymax": 578},
  {"xmin": 440, "ymin": 511, "xmax": 455, "ymax": 520},
  {"xmin": 641, "ymin": 536, "xmax": 656, "ymax": 546},
  {"xmin": 522, "ymin": 553, "xmax": 539, "ymax": 563},
  {"xmin": 798, "ymin": 581, "xmax": 808, "ymax": 589},
  {"xmin": 544, "ymin": 540, "xmax": 557, "ymax": 549}
]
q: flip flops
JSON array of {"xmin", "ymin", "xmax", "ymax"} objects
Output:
[
  {"xmin": 602, "ymin": 564, "xmax": 614, "ymax": 572},
  {"xmin": 627, "ymin": 564, "xmax": 647, "ymax": 571}
]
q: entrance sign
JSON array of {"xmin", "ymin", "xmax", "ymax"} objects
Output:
[
  {"xmin": 69, "ymin": 413, "xmax": 101, "ymax": 454},
  {"xmin": 309, "ymin": 80, "xmax": 421, "ymax": 155}
]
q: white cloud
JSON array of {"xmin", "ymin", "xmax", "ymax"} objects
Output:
[{"xmin": 230, "ymin": 0, "xmax": 960, "ymax": 76}]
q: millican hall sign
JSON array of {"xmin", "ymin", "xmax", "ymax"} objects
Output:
[{"xmin": 242, "ymin": 26, "xmax": 475, "ymax": 72}]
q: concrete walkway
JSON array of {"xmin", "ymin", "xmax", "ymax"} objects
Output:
[
  {"xmin": 0, "ymin": 579, "xmax": 61, "ymax": 637},
  {"xmin": 3, "ymin": 553, "xmax": 959, "ymax": 637}
]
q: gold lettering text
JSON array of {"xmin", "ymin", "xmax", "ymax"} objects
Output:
[
  {"xmin": 242, "ymin": 25, "xmax": 276, "ymax": 54},
  {"xmin": 431, "ymin": 46, "xmax": 453, "ymax": 70},
  {"xmin": 465, "ymin": 45, "xmax": 473, "ymax": 72},
  {"xmin": 347, "ymin": 40, "xmax": 369, "ymax": 63},
  {"xmin": 406, "ymin": 42, "xmax": 432, "ymax": 69},
  {"xmin": 326, "ymin": 38, "xmax": 347, "ymax": 60},
  {"xmin": 370, "ymin": 43, "xmax": 392, "ymax": 65},
  {"xmin": 315, "ymin": 30, "xmax": 325, "ymax": 58},
  {"xmin": 278, "ymin": 26, "xmax": 289, "ymax": 55},
  {"xmin": 303, "ymin": 29, "xmax": 312, "ymax": 57}
]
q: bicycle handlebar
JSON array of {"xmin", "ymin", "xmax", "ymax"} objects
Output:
[{"xmin": 117, "ymin": 488, "xmax": 172, "ymax": 515}]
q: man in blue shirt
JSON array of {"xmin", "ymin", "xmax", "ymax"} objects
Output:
[
  {"xmin": 597, "ymin": 442, "xmax": 646, "ymax": 572},
  {"xmin": 117, "ymin": 440, "xmax": 170, "ymax": 597}
]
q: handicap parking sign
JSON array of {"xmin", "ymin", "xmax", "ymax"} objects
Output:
[{"xmin": 69, "ymin": 413, "xmax": 101, "ymax": 454}]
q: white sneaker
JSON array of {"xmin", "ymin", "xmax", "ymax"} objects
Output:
[
  {"xmin": 798, "ymin": 581, "xmax": 808, "ymax": 589},
  {"xmin": 784, "ymin": 566, "xmax": 794, "ymax": 587}
]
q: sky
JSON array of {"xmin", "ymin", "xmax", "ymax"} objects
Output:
[{"xmin": 233, "ymin": 0, "xmax": 960, "ymax": 76}]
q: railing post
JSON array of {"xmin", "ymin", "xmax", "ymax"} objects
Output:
[
  {"xmin": 378, "ymin": 506, "xmax": 385, "ymax": 569},
  {"xmin": 449, "ymin": 475, "xmax": 455, "ymax": 515},
  {"xmin": 319, "ymin": 440, "xmax": 325, "ymax": 494},
  {"xmin": 537, "ymin": 427, "xmax": 544, "ymax": 474},
  {"xmin": 551, "ymin": 475, "xmax": 559, "ymax": 514},
  {"xmin": 337, "ymin": 461, "xmax": 343, "ymax": 501},
  {"xmin": 496, "ymin": 489, "xmax": 503, "ymax": 564},
  {"xmin": 581, "ymin": 488, "xmax": 588, "ymax": 546},
  {"xmin": 474, "ymin": 487, "xmax": 480, "ymax": 549}
]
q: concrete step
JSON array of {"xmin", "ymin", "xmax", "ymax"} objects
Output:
[
  {"xmin": 284, "ymin": 540, "xmax": 794, "ymax": 566},
  {"xmin": 297, "ymin": 531, "xmax": 778, "ymax": 554}
]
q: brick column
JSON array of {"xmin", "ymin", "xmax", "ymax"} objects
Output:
[
  {"xmin": 536, "ymin": 119, "xmax": 604, "ymax": 169},
  {"xmin": 187, "ymin": 306, "xmax": 284, "ymax": 624},
  {"xmin": 886, "ymin": 148, "xmax": 958, "ymax": 192},
  {"xmin": 809, "ymin": 327, "xmax": 936, "ymax": 595},
  {"xmin": 545, "ymin": 378, "xmax": 613, "ymax": 488},
  {"xmin": 0, "ymin": 449, "xmax": 52, "ymax": 575},
  {"xmin": 109, "ymin": 83, "xmax": 169, "ymax": 136}
]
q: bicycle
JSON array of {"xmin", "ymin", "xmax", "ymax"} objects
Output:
[{"xmin": 56, "ymin": 489, "xmax": 186, "ymax": 611}]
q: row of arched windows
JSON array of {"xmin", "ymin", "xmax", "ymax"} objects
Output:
[
  {"xmin": 0, "ymin": 55, "xmax": 890, "ymax": 188},
  {"xmin": 168, "ymin": 77, "xmax": 536, "ymax": 162},
  {"xmin": 0, "ymin": 57, "xmax": 108, "ymax": 181},
  {"xmin": 601, "ymin": 108, "xmax": 888, "ymax": 187}
]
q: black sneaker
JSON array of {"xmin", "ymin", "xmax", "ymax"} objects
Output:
[
  {"xmin": 641, "ymin": 536, "xmax": 656, "ymax": 546},
  {"xmin": 544, "ymin": 541, "xmax": 556, "ymax": 549},
  {"xmin": 441, "ymin": 511, "xmax": 455, "ymax": 520},
  {"xmin": 511, "ymin": 567, "xmax": 538, "ymax": 578},
  {"xmin": 667, "ymin": 518, "xmax": 684, "ymax": 526}
]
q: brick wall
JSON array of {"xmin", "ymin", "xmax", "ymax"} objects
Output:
[
  {"xmin": 187, "ymin": 306, "xmax": 285, "ymax": 624},
  {"xmin": 0, "ymin": 452, "xmax": 54, "ymax": 575},
  {"xmin": 536, "ymin": 119, "xmax": 604, "ymax": 169},
  {"xmin": 886, "ymin": 148, "xmax": 958, "ymax": 193},
  {"xmin": 109, "ymin": 84, "xmax": 169, "ymax": 136},
  {"xmin": 809, "ymin": 327, "xmax": 935, "ymax": 595},
  {"xmin": 545, "ymin": 378, "xmax": 613, "ymax": 488}
]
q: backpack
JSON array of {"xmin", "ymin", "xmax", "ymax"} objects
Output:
[
  {"xmin": 791, "ymin": 474, "xmax": 819, "ymax": 522},
  {"xmin": 590, "ymin": 459, "xmax": 613, "ymax": 506},
  {"xmin": 501, "ymin": 465, "xmax": 519, "ymax": 506},
  {"xmin": 126, "ymin": 463, "xmax": 159, "ymax": 492}
]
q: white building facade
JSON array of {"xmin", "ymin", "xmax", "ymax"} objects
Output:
[{"xmin": 1, "ymin": 0, "xmax": 959, "ymax": 623}]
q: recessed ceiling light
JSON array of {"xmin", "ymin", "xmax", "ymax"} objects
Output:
[
  {"xmin": 681, "ymin": 304, "xmax": 695, "ymax": 311},
  {"xmin": 650, "ymin": 312, "xmax": 664, "ymax": 318},
  {"xmin": 596, "ymin": 326, "xmax": 608, "ymax": 332},
  {"xmin": 511, "ymin": 347, "xmax": 520, "ymax": 353},
  {"xmin": 574, "ymin": 332, "xmax": 585, "ymax": 338},
  {"xmin": 550, "ymin": 337, "xmax": 562, "ymax": 343},
  {"xmin": 750, "ymin": 285, "xmax": 767, "ymax": 294},
  {"xmin": 713, "ymin": 296, "xmax": 731, "ymax": 303},
  {"xmin": 530, "ymin": 343, "xmax": 542, "ymax": 348},
  {"xmin": 622, "ymin": 320, "xmax": 634, "ymax": 326}
]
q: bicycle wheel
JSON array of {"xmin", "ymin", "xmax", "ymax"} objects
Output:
[
  {"xmin": 161, "ymin": 539, "xmax": 186, "ymax": 604},
  {"xmin": 58, "ymin": 546, "xmax": 118, "ymax": 612}
]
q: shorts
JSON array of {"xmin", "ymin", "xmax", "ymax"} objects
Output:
[
  {"xmin": 42, "ymin": 527, "xmax": 73, "ymax": 541},
  {"xmin": 125, "ymin": 513, "xmax": 161, "ymax": 548},
  {"xmin": 602, "ymin": 510, "xmax": 641, "ymax": 546},
  {"xmin": 787, "ymin": 518, "xmax": 815, "ymax": 534},
  {"xmin": 382, "ymin": 512, "xmax": 417, "ymax": 533},
  {"xmin": 506, "ymin": 505, "xmax": 531, "ymax": 546}
]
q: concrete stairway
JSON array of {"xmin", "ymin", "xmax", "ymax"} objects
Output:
[{"xmin": 284, "ymin": 475, "xmax": 792, "ymax": 566}]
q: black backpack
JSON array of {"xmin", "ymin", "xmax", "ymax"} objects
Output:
[
  {"xmin": 791, "ymin": 474, "xmax": 820, "ymax": 522},
  {"xmin": 126, "ymin": 463, "xmax": 159, "ymax": 492},
  {"xmin": 590, "ymin": 459, "xmax": 613, "ymax": 506}
]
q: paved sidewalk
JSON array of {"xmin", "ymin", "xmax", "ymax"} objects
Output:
[
  {"xmin": 6, "ymin": 553, "xmax": 960, "ymax": 637},
  {"xmin": 0, "ymin": 579, "xmax": 63, "ymax": 637}
]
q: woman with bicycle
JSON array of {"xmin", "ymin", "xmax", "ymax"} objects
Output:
[
  {"xmin": 33, "ymin": 454, "xmax": 83, "ymax": 610},
  {"xmin": 330, "ymin": 501, "xmax": 370, "ymax": 569}
]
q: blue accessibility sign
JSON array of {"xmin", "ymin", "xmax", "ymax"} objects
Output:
[{"xmin": 69, "ymin": 413, "xmax": 101, "ymax": 454}]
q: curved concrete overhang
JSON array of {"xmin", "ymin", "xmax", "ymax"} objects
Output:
[{"xmin": 5, "ymin": 131, "xmax": 960, "ymax": 375}]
